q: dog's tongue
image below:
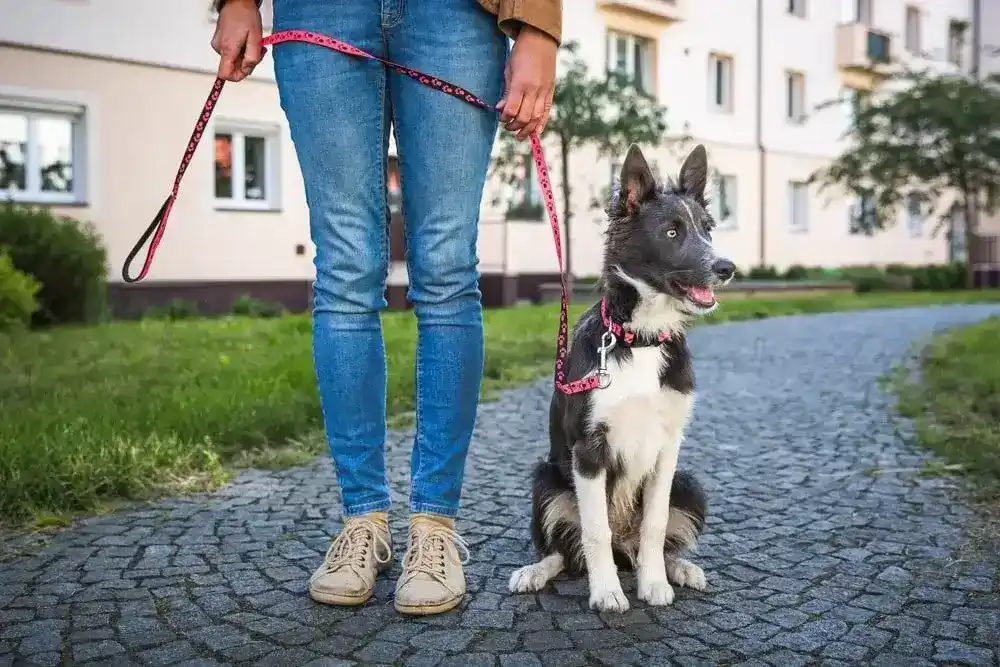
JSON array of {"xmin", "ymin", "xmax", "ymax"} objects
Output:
[{"xmin": 687, "ymin": 285, "xmax": 715, "ymax": 305}]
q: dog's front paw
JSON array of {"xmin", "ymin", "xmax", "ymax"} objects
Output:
[
  {"xmin": 667, "ymin": 558, "xmax": 707, "ymax": 591},
  {"xmin": 508, "ymin": 564, "xmax": 549, "ymax": 593},
  {"xmin": 637, "ymin": 576, "xmax": 675, "ymax": 606},
  {"xmin": 588, "ymin": 583, "xmax": 630, "ymax": 613}
]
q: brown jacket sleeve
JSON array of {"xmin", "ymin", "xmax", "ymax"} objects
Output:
[{"xmin": 483, "ymin": 0, "xmax": 562, "ymax": 45}]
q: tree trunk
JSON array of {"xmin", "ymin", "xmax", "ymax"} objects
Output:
[
  {"xmin": 559, "ymin": 135, "xmax": 573, "ymax": 296},
  {"xmin": 964, "ymin": 194, "xmax": 978, "ymax": 289}
]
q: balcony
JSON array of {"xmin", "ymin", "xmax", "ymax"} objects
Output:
[
  {"xmin": 836, "ymin": 22, "xmax": 894, "ymax": 74},
  {"xmin": 596, "ymin": 0, "xmax": 683, "ymax": 23}
]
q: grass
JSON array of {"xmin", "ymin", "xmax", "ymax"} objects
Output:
[
  {"xmin": 3, "ymin": 288, "xmax": 1000, "ymax": 525},
  {"xmin": 895, "ymin": 315, "xmax": 1000, "ymax": 502}
]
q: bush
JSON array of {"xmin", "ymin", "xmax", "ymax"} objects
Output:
[
  {"xmin": 782, "ymin": 264, "xmax": 809, "ymax": 281},
  {"xmin": 143, "ymin": 299, "xmax": 200, "ymax": 321},
  {"xmin": 747, "ymin": 265, "xmax": 780, "ymax": 280},
  {"xmin": 231, "ymin": 295, "xmax": 284, "ymax": 318},
  {"xmin": 0, "ymin": 203, "xmax": 108, "ymax": 326},
  {"xmin": 909, "ymin": 262, "xmax": 966, "ymax": 291},
  {"xmin": 853, "ymin": 273, "xmax": 913, "ymax": 293},
  {"xmin": 0, "ymin": 249, "xmax": 41, "ymax": 331}
]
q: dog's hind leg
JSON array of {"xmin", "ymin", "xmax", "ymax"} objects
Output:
[
  {"xmin": 666, "ymin": 557, "xmax": 707, "ymax": 590},
  {"xmin": 664, "ymin": 470, "xmax": 709, "ymax": 591},
  {"xmin": 508, "ymin": 553, "xmax": 564, "ymax": 593}
]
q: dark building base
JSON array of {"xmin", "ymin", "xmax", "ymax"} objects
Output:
[
  {"xmin": 107, "ymin": 273, "xmax": 563, "ymax": 319},
  {"xmin": 973, "ymin": 267, "xmax": 1000, "ymax": 288}
]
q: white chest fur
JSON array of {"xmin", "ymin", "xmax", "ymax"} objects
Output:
[{"xmin": 588, "ymin": 346, "xmax": 694, "ymax": 477}]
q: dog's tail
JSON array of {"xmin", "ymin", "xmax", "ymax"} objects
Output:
[{"xmin": 664, "ymin": 469, "xmax": 708, "ymax": 554}]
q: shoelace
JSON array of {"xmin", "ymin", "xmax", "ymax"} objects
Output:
[
  {"xmin": 401, "ymin": 523, "xmax": 470, "ymax": 581},
  {"xmin": 311, "ymin": 519, "xmax": 392, "ymax": 582}
]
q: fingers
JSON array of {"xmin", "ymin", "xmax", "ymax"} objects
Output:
[
  {"xmin": 515, "ymin": 90, "xmax": 550, "ymax": 141},
  {"xmin": 497, "ymin": 88, "xmax": 526, "ymax": 137},
  {"xmin": 240, "ymin": 34, "xmax": 264, "ymax": 78}
]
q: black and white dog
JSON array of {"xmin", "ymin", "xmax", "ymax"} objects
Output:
[{"xmin": 508, "ymin": 143, "xmax": 734, "ymax": 613}]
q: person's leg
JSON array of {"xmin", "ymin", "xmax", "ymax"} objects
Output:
[
  {"xmin": 384, "ymin": 0, "xmax": 508, "ymax": 614},
  {"xmin": 272, "ymin": 0, "xmax": 392, "ymax": 605}
]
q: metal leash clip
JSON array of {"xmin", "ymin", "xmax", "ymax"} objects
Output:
[{"xmin": 596, "ymin": 330, "xmax": 617, "ymax": 389}]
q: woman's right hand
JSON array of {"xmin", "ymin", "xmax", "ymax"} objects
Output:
[{"xmin": 211, "ymin": 0, "xmax": 264, "ymax": 82}]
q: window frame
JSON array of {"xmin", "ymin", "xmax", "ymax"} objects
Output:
[
  {"xmin": 787, "ymin": 0, "xmax": 807, "ymax": 18},
  {"xmin": 606, "ymin": 30, "xmax": 655, "ymax": 95},
  {"xmin": 904, "ymin": 5, "xmax": 921, "ymax": 55},
  {"xmin": 0, "ymin": 99, "xmax": 88, "ymax": 205},
  {"xmin": 905, "ymin": 192, "xmax": 924, "ymax": 237},
  {"xmin": 854, "ymin": 0, "xmax": 872, "ymax": 25},
  {"xmin": 785, "ymin": 71, "xmax": 806, "ymax": 125},
  {"xmin": 505, "ymin": 151, "xmax": 544, "ymax": 221},
  {"xmin": 708, "ymin": 53, "xmax": 734, "ymax": 113},
  {"xmin": 947, "ymin": 20, "xmax": 965, "ymax": 68},
  {"xmin": 212, "ymin": 120, "xmax": 282, "ymax": 212},
  {"xmin": 711, "ymin": 173, "xmax": 738, "ymax": 231},
  {"xmin": 788, "ymin": 181, "xmax": 809, "ymax": 233}
]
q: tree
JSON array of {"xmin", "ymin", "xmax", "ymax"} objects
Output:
[
  {"xmin": 491, "ymin": 41, "xmax": 668, "ymax": 281},
  {"xmin": 810, "ymin": 67, "xmax": 1000, "ymax": 285}
]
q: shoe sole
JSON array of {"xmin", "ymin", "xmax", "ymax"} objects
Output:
[
  {"xmin": 394, "ymin": 593, "xmax": 464, "ymax": 616},
  {"xmin": 309, "ymin": 588, "xmax": 373, "ymax": 606}
]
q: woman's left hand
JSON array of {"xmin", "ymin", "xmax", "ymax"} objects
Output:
[{"xmin": 497, "ymin": 25, "xmax": 558, "ymax": 141}]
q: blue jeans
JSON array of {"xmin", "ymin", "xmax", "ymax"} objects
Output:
[{"xmin": 273, "ymin": 0, "xmax": 507, "ymax": 518}]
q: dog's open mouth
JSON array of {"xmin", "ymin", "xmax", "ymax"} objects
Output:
[{"xmin": 672, "ymin": 283, "xmax": 717, "ymax": 308}]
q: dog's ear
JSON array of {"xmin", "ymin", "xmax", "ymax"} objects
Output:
[
  {"xmin": 619, "ymin": 144, "xmax": 656, "ymax": 213},
  {"xmin": 678, "ymin": 144, "xmax": 708, "ymax": 202}
]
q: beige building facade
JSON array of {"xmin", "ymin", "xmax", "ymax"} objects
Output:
[{"xmin": 0, "ymin": 0, "xmax": 990, "ymax": 315}]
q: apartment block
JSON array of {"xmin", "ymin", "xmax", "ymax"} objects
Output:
[{"xmin": 0, "ymin": 0, "xmax": 986, "ymax": 315}]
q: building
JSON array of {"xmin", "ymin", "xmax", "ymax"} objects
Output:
[{"xmin": 0, "ymin": 0, "xmax": 987, "ymax": 316}]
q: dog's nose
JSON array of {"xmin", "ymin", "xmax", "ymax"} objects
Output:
[{"xmin": 712, "ymin": 258, "xmax": 736, "ymax": 281}]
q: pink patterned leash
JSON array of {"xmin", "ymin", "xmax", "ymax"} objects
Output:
[{"xmin": 121, "ymin": 29, "xmax": 599, "ymax": 395}]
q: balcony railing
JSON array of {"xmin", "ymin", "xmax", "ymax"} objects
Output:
[
  {"xmin": 836, "ymin": 22, "xmax": 894, "ymax": 73},
  {"xmin": 596, "ymin": 0, "xmax": 683, "ymax": 22}
]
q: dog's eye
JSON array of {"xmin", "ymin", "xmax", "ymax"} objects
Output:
[{"xmin": 666, "ymin": 229, "xmax": 678, "ymax": 239}]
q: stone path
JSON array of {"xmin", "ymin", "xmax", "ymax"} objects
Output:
[{"xmin": 3, "ymin": 305, "xmax": 1000, "ymax": 667}]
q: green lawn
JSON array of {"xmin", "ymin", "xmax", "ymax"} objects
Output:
[
  {"xmin": 896, "ymin": 315, "xmax": 1000, "ymax": 501},
  {"xmin": 3, "ymin": 289, "xmax": 1000, "ymax": 524}
]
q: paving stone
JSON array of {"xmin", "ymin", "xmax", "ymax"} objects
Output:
[{"xmin": 2, "ymin": 306, "xmax": 1000, "ymax": 664}]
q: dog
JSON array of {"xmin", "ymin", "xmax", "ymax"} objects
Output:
[{"xmin": 507, "ymin": 143, "xmax": 734, "ymax": 613}]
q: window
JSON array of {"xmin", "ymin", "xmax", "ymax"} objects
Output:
[
  {"xmin": 710, "ymin": 174, "xmax": 737, "ymax": 230},
  {"xmin": 849, "ymin": 192, "xmax": 876, "ymax": 234},
  {"xmin": 906, "ymin": 193, "xmax": 924, "ymax": 237},
  {"xmin": 841, "ymin": 86, "xmax": 863, "ymax": 127},
  {"xmin": 0, "ymin": 101, "xmax": 86, "ymax": 204},
  {"xmin": 788, "ymin": 182, "xmax": 808, "ymax": 233},
  {"xmin": 854, "ymin": 0, "xmax": 872, "ymax": 24},
  {"xmin": 786, "ymin": 71, "xmax": 806, "ymax": 124},
  {"xmin": 787, "ymin": 0, "xmax": 806, "ymax": 18},
  {"xmin": 213, "ymin": 123, "xmax": 280, "ymax": 209},
  {"xmin": 607, "ymin": 31, "xmax": 655, "ymax": 95},
  {"xmin": 708, "ymin": 54, "xmax": 733, "ymax": 113},
  {"xmin": 506, "ymin": 153, "xmax": 543, "ymax": 220},
  {"xmin": 947, "ymin": 20, "xmax": 966, "ymax": 68},
  {"xmin": 905, "ymin": 6, "xmax": 921, "ymax": 55}
]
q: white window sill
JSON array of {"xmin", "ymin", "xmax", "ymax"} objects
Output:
[
  {"xmin": 3, "ymin": 192, "xmax": 86, "ymax": 207},
  {"xmin": 213, "ymin": 199, "xmax": 281, "ymax": 213}
]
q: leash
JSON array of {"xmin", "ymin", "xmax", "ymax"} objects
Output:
[{"xmin": 122, "ymin": 28, "xmax": 608, "ymax": 395}]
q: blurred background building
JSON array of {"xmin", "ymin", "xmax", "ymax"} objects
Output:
[{"xmin": 0, "ymin": 0, "xmax": 994, "ymax": 313}]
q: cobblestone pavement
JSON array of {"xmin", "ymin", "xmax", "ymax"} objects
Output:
[{"xmin": 3, "ymin": 305, "xmax": 1000, "ymax": 667}]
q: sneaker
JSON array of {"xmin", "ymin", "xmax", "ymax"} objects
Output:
[
  {"xmin": 308, "ymin": 512, "xmax": 393, "ymax": 606},
  {"xmin": 394, "ymin": 514, "xmax": 470, "ymax": 615}
]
